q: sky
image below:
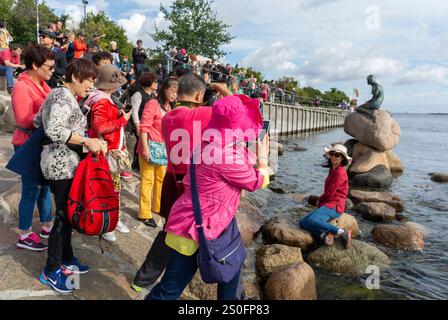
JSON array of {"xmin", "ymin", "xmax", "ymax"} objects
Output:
[{"xmin": 44, "ymin": 0, "xmax": 448, "ymax": 113}]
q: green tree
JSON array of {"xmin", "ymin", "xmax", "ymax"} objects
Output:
[
  {"xmin": 322, "ymin": 87, "xmax": 350, "ymax": 104},
  {"xmin": 8, "ymin": 0, "xmax": 58, "ymax": 46},
  {"xmin": 0, "ymin": 0, "xmax": 14, "ymax": 23},
  {"xmin": 151, "ymin": 0, "xmax": 234, "ymax": 60},
  {"xmin": 276, "ymin": 76, "xmax": 298, "ymax": 92},
  {"xmin": 300, "ymin": 86, "xmax": 323, "ymax": 99},
  {"xmin": 82, "ymin": 11, "xmax": 133, "ymax": 58}
]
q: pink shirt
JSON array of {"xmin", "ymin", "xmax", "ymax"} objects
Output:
[
  {"xmin": 11, "ymin": 72, "xmax": 51, "ymax": 146},
  {"xmin": 162, "ymin": 106, "xmax": 213, "ymax": 175},
  {"xmin": 165, "ymin": 143, "xmax": 264, "ymax": 241},
  {"xmin": 138, "ymin": 99, "xmax": 169, "ymax": 154},
  {"xmin": 0, "ymin": 49, "xmax": 20, "ymax": 66}
]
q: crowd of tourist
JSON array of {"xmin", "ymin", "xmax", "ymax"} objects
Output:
[{"xmin": 2, "ymin": 20, "xmax": 354, "ymax": 300}]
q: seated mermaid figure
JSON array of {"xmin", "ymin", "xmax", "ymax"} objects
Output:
[{"xmin": 356, "ymin": 75, "xmax": 384, "ymax": 120}]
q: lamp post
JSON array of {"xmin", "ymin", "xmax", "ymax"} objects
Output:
[
  {"xmin": 35, "ymin": 0, "xmax": 40, "ymax": 44},
  {"xmin": 82, "ymin": 0, "xmax": 88, "ymax": 32}
]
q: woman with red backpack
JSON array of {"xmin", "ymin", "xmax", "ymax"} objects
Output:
[
  {"xmin": 85, "ymin": 64, "xmax": 131, "ymax": 242},
  {"xmin": 37, "ymin": 59, "xmax": 102, "ymax": 294}
]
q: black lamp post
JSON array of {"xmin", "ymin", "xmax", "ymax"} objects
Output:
[{"xmin": 82, "ymin": 0, "xmax": 88, "ymax": 31}]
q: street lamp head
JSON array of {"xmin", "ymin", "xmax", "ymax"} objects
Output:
[{"xmin": 82, "ymin": 0, "xmax": 88, "ymax": 5}]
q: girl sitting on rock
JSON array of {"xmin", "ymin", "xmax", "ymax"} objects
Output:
[{"xmin": 299, "ymin": 144, "xmax": 353, "ymax": 248}]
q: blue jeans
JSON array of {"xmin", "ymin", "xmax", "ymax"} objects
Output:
[
  {"xmin": 146, "ymin": 247, "xmax": 241, "ymax": 300},
  {"xmin": 0, "ymin": 65, "xmax": 14, "ymax": 90},
  {"xmin": 14, "ymin": 145, "xmax": 52, "ymax": 230},
  {"xmin": 299, "ymin": 206, "xmax": 340, "ymax": 238}
]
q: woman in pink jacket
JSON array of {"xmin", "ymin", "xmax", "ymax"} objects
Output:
[
  {"xmin": 11, "ymin": 45, "xmax": 55, "ymax": 251},
  {"xmin": 147, "ymin": 94, "xmax": 271, "ymax": 300}
]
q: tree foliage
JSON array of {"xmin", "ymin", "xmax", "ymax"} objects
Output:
[
  {"xmin": 82, "ymin": 11, "xmax": 133, "ymax": 58},
  {"xmin": 322, "ymin": 87, "xmax": 350, "ymax": 104},
  {"xmin": 276, "ymin": 77, "xmax": 298, "ymax": 92},
  {"xmin": 7, "ymin": 0, "xmax": 58, "ymax": 47},
  {"xmin": 151, "ymin": 0, "xmax": 234, "ymax": 60},
  {"xmin": 0, "ymin": 0, "xmax": 14, "ymax": 23}
]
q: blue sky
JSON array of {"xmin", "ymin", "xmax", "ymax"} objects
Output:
[{"xmin": 45, "ymin": 0, "xmax": 448, "ymax": 113}]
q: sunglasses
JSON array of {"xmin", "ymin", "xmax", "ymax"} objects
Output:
[
  {"xmin": 329, "ymin": 151, "xmax": 342, "ymax": 158},
  {"xmin": 42, "ymin": 63, "xmax": 55, "ymax": 71}
]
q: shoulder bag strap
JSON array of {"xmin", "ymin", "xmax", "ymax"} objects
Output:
[{"xmin": 190, "ymin": 156, "xmax": 203, "ymax": 228}]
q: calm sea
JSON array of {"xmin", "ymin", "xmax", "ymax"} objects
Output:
[{"xmin": 264, "ymin": 113, "xmax": 448, "ymax": 300}]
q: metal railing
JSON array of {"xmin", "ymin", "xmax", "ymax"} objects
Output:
[{"xmin": 162, "ymin": 56, "xmax": 342, "ymax": 109}]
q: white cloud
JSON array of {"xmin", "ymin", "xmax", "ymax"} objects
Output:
[
  {"xmin": 396, "ymin": 65, "xmax": 448, "ymax": 86},
  {"xmin": 118, "ymin": 13, "xmax": 146, "ymax": 42}
]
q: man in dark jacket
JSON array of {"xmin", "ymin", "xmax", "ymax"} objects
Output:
[
  {"xmin": 39, "ymin": 30, "xmax": 67, "ymax": 88},
  {"xmin": 132, "ymin": 39, "xmax": 148, "ymax": 79}
]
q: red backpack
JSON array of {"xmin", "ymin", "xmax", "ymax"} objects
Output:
[{"xmin": 67, "ymin": 152, "xmax": 119, "ymax": 236}]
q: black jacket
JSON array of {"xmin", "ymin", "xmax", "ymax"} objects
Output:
[
  {"xmin": 132, "ymin": 47, "xmax": 147, "ymax": 65},
  {"xmin": 47, "ymin": 46, "xmax": 67, "ymax": 88}
]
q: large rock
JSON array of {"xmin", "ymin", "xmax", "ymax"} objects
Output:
[
  {"xmin": 430, "ymin": 173, "xmax": 448, "ymax": 183},
  {"xmin": 349, "ymin": 143, "xmax": 389, "ymax": 174},
  {"xmin": 355, "ymin": 202, "xmax": 396, "ymax": 222},
  {"xmin": 344, "ymin": 110, "xmax": 401, "ymax": 151},
  {"xmin": 307, "ymin": 240, "xmax": 390, "ymax": 276},
  {"xmin": 308, "ymin": 194, "xmax": 319, "ymax": 206},
  {"xmin": 261, "ymin": 216, "xmax": 314, "ymax": 251},
  {"xmin": 329, "ymin": 213, "xmax": 360, "ymax": 238},
  {"xmin": 255, "ymin": 244, "xmax": 303, "ymax": 279},
  {"xmin": 263, "ymin": 262, "xmax": 317, "ymax": 300},
  {"xmin": 185, "ymin": 271, "xmax": 261, "ymax": 300},
  {"xmin": 372, "ymin": 222, "xmax": 425, "ymax": 250},
  {"xmin": 0, "ymin": 103, "xmax": 15, "ymax": 134},
  {"xmin": 277, "ymin": 142, "xmax": 284, "ymax": 156},
  {"xmin": 343, "ymin": 139, "xmax": 358, "ymax": 157},
  {"xmin": 385, "ymin": 150, "xmax": 404, "ymax": 173},
  {"xmin": 349, "ymin": 189, "xmax": 405, "ymax": 212},
  {"xmin": 350, "ymin": 165, "xmax": 393, "ymax": 189},
  {"xmin": 236, "ymin": 199, "xmax": 263, "ymax": 246}
]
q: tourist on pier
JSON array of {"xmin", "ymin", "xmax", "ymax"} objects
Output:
[
  {"xmin": 146, "ymin": 94, "xmax": 271, "ymax": 300},
  {"xmin": 137, "ymin": 77, "xmax": 178, "ymax": 228},
  {"xmin": 37, "ymin": 59, "xmax": 102, "ymax": 293},
  {"xmin": 11, "ymin": 45, "xmax": 54, "ymax": 251},
  {"xmin": 0, "ymin": 21, "xmax": 13, "ymax": 51},
  {"xmin": 131, "ymin": 74, "xmax": 230, "ymax": 293},
  {"xmin": 73, "ymin": 32, "xmax": 87, "ymax": 59},
  {"xmin": 0, "ymin": 44, "xmax": 25, "ymax": 94},
  {"xmin": 92, "ymin": 51, "xmax": 113, "ymax": 68},
  {"xmin": 109, "ymin": 41, "xmax": 120, "ymax": 68},
  {"xmin": 132, "ymin": 39, "xmax": 148, "ymax": 79},
  {"xmin": 65, "ymin": 32, "xmax": 76, "ymax": 64},
  {"xmin": 129, "ymin": 72, "xmax": 158, "ymax": 170},
  {"xmin": 84, "ymin": 64, "xmax": 131, "ymax": 242},
  {"xmin": 299, "ymin": 144, "xmax": 352, "ymax": 248},
  {"xmin": 39, "ymin": 30, "xmax": 67, "ymax": 88}
]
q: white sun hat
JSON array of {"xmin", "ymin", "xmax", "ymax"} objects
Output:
[{"xmin": 324, "ymin": 144, "xmax": 352, "ymax": 163}]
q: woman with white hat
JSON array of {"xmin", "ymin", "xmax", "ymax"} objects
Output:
[{"xmin": 299, "ymin": 144, "xmax": 353, "ymax": 248}]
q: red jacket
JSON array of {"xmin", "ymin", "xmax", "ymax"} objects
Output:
[
  {"xmin": 89, "ymin": 94, "xmax": 127, "ymax": 151},
  {"xmin": 73, "ymin": 38, "xmax": 87, "ymax": 59},
  {"xmin": 318, "ymin": 165, "xmax": 348, "ymax": 214},
  {"xmin": 11, "ymin": 72, "xmax": 51, "ymax": 146}
]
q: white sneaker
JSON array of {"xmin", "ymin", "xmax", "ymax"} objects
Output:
[
  {"xmin": 116, "ymin": 220, "xmax": 130, "ymax": 233},
  {"xmin": 101, "ymin": 231, "xmax": 116, "ymax": 242}
]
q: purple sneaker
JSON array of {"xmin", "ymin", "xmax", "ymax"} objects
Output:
[
  {"xmin": 40, "ymin": 226, "xmax": 52, "ymax": 239},
  {"xmin": 17, "ymin": 233, "xmax": 48, "ymax": 252}
]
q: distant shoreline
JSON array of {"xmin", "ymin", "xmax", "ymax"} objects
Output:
[{"xmin": 391, "ymin": 113, "xmax": 448, "ymax": 115}]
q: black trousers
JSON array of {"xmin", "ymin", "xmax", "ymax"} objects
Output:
[
  {"xmin": 133, "ymin": 172, "xmax": 185, "ymax": 286},
  {"xmin": 46, "ymin": 179, "xmax": 74, "ymax": 272},
  {"xmin": 134, "ymin": 230, "xmax": 170, "ymax": 287}
]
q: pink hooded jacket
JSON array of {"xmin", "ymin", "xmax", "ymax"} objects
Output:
[{"xmin": 165, "ymin": 142, "xmax": 264, "ymax": 241}]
